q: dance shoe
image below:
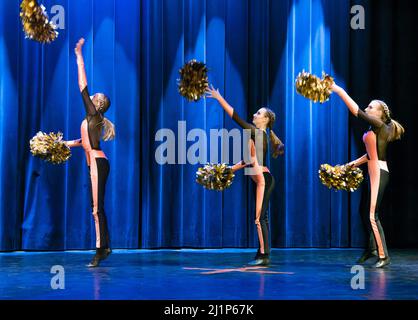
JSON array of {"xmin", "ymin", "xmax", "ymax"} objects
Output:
[
  {"xmin": 374, "ymin": 256, "xmax": 391, "ymax": 268},
  {"xmin": 248, "ymin": 254, "xmax": 270, "ymax": 266},
  {"xmin": 87, "ymin": 248, "xmax": 111, "ymax": 268},
  {"xmin": 357, "ymin": 250, "xmax": 378, "ymax": 264}
]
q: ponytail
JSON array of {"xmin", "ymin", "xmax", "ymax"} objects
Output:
[
  {"xmin": 269, "ymin": 129, "xmax": 284, "ymax": 158},
  {"xmin": 374, "ymin": 100, "xmax": 405, "ymax": 141},
  {"xmin": 102, "ymin": 117, "xmax": 115, "ymax": 141},
  {"xmin": 388, "ymin": 119, "xmax": 405, "ymax": 141},
  {"xmin": 264, "ymin": 107, "xmax": 284, "ymax": 158}
]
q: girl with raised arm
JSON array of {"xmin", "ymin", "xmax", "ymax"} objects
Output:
[
  {"xmin": 332, "ymin": 83, "xmax": 404, "ymax": 268},
  {"xmin": 70, "ymin": 38, "xmax": 115, "ymax": 267},
  {"xmin": 206, "ymin": 85, "xmax": 284, "ymax": 266}
]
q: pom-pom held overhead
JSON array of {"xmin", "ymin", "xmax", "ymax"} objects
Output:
[
  {"xmin": 178, "ymin": 59, "xmax": 209, "ymax": 102},
  {"xmin": 295, "ymin": 70, "xmax": 334, "ymax": 103},
  {"xmin": 30, "ymin": 131, "xmax": 71, "ymax": 164},
  {"xmin": 318, "ymin": 164, "xmax": 364, "ymax": 192},
  {"xmin": 20, "ymin": 0, "xmax": 58, "ymax": 44},
  {"xmin": 196, "ymin": 163, "xmax": 235, "ymax": 191}
]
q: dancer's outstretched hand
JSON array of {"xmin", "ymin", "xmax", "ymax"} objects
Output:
[
  {"xmin": 345, "ymin": 161, "xmax": 357, "ymax": 168},
  {"xmin": 75, "ymin": 38, "xmax": 85, "ymax": 56},
  {"xmin": 205, "ymin": 85, "xmax": 221, "ymax": 100}
]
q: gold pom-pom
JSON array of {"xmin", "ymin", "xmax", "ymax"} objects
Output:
[
  {"xmin": 196, "ymin": 163, "xmax": 235, "ymax": 191},
  {"xmin": 20, "ymin": 0, "xmax": 59, "ymax": 44},
  {"xmin": 178, "ymin": 59, "xmax": 209, "ymax": 102},
  {"xmin": 295, "ymin": 70, "xmax": 334, "ymax": 103},
  {"xmin": 30, "ymin": 131, "xmax": 71, "ymax": 164},
  {"xmin": 319, "ymin": 163, "xmax": 364, "ymax": 192}
]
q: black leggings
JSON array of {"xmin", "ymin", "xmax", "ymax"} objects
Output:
[
  {"xmin": 253, "ymin": 172, "xmax": 275, "ymax": 256},
  {"xmin": 88, "ymin": 158, "xmax": 110, "ymax": 249},
  {"xmin": 360, "ymin": 169, "xmax": 389, "ymax": 258}
]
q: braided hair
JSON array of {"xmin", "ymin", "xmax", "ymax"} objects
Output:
[{"xmin": 374, "ymin": 100, "xmax": 405, "ymax": 141}]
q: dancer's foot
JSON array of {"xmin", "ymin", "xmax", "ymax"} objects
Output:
[
  {"xmin": 87, "ymin": 248, "xmax": 109, "ymax": 268},
  {"xmin": 87, "ymin": 255, "xmax": 101, "ymax": 268},
  {"xmin": 374, "ymin": 256, "xmax": 391, "ymax": 268},
  {"xmin": 357, "ymin": 249, "xmax": 378, "ymax": 264},
  {"xmin": 248, "ymin": 254, "xmax": 270, "ymax": 266},
  {"xmin": 254, "ymin": 249, "xmax": 262, "ymax": 260}
]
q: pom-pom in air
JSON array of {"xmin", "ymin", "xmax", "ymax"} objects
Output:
[
  {"xmin": 296, "ymin": 70, "xmax": 334, "ymax": 103},
  {"xmin": 178, "ymin": 60, "xmax": 209, "ymax": 102},
  {"xmin": 20, "ymin": 0, "xmax": 58, "ymax": 43}
]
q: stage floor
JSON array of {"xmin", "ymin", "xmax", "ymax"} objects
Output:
[{"xmin": 1, "ymin": 249, "xmax": 417, "ymax": 300}]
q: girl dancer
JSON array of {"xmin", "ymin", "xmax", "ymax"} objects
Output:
[
  {"xmin": 332, "ymin": 83, "xmax": 404, "ymax": 268},
  {"xmin": 206, "ymin": 85, "xmax": 284, "ymax": 266},
  {"xmin": 68, "ymin": 38, "xmax": 115, "ymax": 267}
]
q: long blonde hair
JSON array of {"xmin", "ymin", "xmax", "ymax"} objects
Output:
[
  {"xmin": 101, "ymin": 117, "xmax": 115, "ymax": 141},
  {"xmin": 93, "ymin": 93, "xmax": 116, "ymax": 141},
  {"xmin": 374, "ymin": 100, "xmax": 405, "ymax": 141},
  {"xmin": 264, "ymin": 108, "xmax": 284, "ymax": 158}
]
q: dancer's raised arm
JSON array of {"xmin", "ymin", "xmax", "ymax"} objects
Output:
[
  {"xmin": 206, "ymin": 85, "xmax": 233, "ymax": 117},
  {"xmin": 75, "ymin": 38, "xmax": 87, "ymax": 92},
  {"xmin": 74, "ymin": 38, "xmax": 98, "ymax": 116},
  {"xmin": 206, "ymin": 85, "xmax": 255, "ymax": 130},
  {"xmin": 332, "ymin": 83, "xmax": 384, "ymax": 128}
]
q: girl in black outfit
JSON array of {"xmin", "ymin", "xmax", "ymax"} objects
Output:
[
  {"xmin": 206, "ymin": 85, "xmax": 284, "ymax": 266},
  {"xmin": 332, "ymin": 83, "xmax": 404, "ymax": 268},
  {"xmin": 66, "ymin": 38, "xmax": 115, "ymax": 267}
]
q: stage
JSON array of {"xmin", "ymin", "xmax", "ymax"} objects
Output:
[
  {"xmin": 1, "ymin": 1, "xmax": 418, "ymax": 311},
  {"xmin": 1, "ymin": 249, "xmax": 417, "ymax": 300}
]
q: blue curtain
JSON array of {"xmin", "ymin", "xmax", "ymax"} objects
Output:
[{"xmin": 0, "ymin": 0, "xmax": 359, "ymax": 251}]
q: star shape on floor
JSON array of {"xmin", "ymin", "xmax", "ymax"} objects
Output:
[{"xmin": 183, "ymin": 266, "xmax": 294, "ymax": 275}]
